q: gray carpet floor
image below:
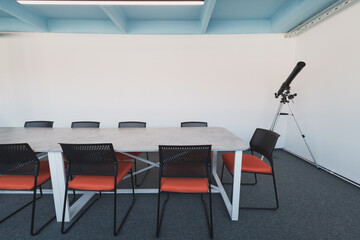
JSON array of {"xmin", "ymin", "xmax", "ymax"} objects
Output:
[{"xmin": 1, "ymin": 150, "xmax": 360, "ymax": 240}]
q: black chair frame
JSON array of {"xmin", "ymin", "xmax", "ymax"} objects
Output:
[
  {"xmin": 181, "ymin": 121, "xmax": 208, "ymax": 127},
  {"xmin": 69, "ymin": 121, "xmax": 101, "ymax": 200},
  {"xmin": 221, "ymin": 162, "xmax": 258, "ymax": 185},
  {"xmin": 71, "ymin": 121, "xmax": 100, "ymax": 128},
  {"xmin": 221, "ymin": 129, "xmax": 280, "ymax": 210},
  {"xmin": 157, "ymin": 192, "xmax": 213, "ymax": 238},
  {"xmin": 24, "ymin": 121, "xmax": 54, "ymax": 128},
  {"xmin": 118, "ymin": 121, "xmax": 149, "ymax": 187},
  {"xmin": 156, "ymin": 145, "xmax": 214, "ymax": 238},
  {"xmin": 0, "ymin": 143, "xmax": 56, "ymax": 235},
  {"xmin": 60, "ymin": 143, "xmax": 135, "ymax": 236}
]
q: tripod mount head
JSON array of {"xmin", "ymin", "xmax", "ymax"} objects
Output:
[{"xmin": 277, "ymin": 88, "xmax": 297, "ymax": 103}]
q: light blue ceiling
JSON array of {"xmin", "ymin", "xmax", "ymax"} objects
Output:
[
  {"xmin": 26, "ymin": 5, "xmax": 109, "ymax": 19},
  {"xmin": 0, "ymin": 0, "xmax": 344, "ymax": 35},
  {"xmin": 121, "ymin": 6, "xmax": 202, "ymax": 20},
  {"xmin": 0, "ymin": 9, "xmax": 13, "ymax": 17},
  {"xmin": 212, "ymin": 0, "xmax": 289, "ymax": 19}
]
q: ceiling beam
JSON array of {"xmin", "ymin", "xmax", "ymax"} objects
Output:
[
  {"xmin": 0, "ymin": 17, "xmax": 42, "ymax": 32},
  {"xmin": 0, "ymin": 0, "xmax": 47, "ymax": 32},
  {"xmin": 200, "ymin": 0, "xmax": 216, "ymax": 33},
  {"xmin": 100, "ymin": 6, "xmax": 127, "ymax": 33}
]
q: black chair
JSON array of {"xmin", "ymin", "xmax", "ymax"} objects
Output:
[
  {"xmin": 0, "ymin": 143, "xmax": 55, "ymax": 235},
  {"xmin": 71, "ymin": 121, "xmax": 100, "ymax": 128},
  {"xmin": 69, "ymin": 121, "xmax": 100, "ymax": 200},
  {"xmin": 221, "ymin": 128, "xmax": 280, "ymax": 210},
  {"xmin": 181, "ymin": 121, "xmax": 214, "ymax": 158},
  {"xmin": 118, "ymin": 121, "xmax": 146, "ymax": 128},
  {"xmin": 117, "ymin": 121, "xmax": 150, "ymax": 187},
  {"xmin": 157, "ymin": 145, "xmax": 213, "ymax": 238},
  {"xmin": 24, "ymin": 121, "xmax": 54, "ymax": 156},
  {"xmin": 24, "ymin": 121, "xmax": 54, "ymax": 128},
  {"xmin": 60, "ymin": 143, "xmax": 135, "ymax": 236},
  {"xmin": 181, "ymin": 121, "xmax": 208, "ymax": 127}
]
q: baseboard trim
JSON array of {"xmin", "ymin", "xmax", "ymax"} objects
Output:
[{"xmin": 282, "ymin": 148, "xmax": 360, "ymax": 188}]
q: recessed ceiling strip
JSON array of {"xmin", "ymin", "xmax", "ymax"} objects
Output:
[
  {"xmin": 285, "ymin": 0, "xmax": 354, "ymax": 38},
  {"xmin": 17, "ymin": 0, "xmax": 204, "ymax": 5}
]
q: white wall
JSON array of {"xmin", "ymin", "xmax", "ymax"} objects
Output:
[
  {"xmin": 0, "ymin": 33, "xmax": 295, "ymax": 144},
  {"xmin": 286, "ymin": 1, "xmax": 360, "ymax": 183}
]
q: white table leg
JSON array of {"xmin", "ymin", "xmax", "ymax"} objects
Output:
[
  {"xmin": 231, "ymin": 150, "xmax": 242, "ymax": 221},
  {"xmin": 48, "ymin": 152, "xmax": 96, "ymax": 222},
  {"xmin": 212, "ymin": 150, "xmax": 242, "ymax": 221},
  {"xmin": 48, "ymin": 152, "xmax": 69, "ymax": 222},
  {"xmin": 212, "ymin": 150, "xmax": 218, "ymax": 175}
]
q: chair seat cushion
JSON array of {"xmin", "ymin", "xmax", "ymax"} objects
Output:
[
  {"xmin": 115, "ymin": 152, "xmax": 142, "ymax": 160},
  {"xmin": 68, "ymin": 161, "xmax": 134, "ymax": 191},
  {"xmin": 0, "ymin": 161, "xmax": 51, "ymax": 190},
  {"xmin": 160, "ymin": 177, "xmax": 209, "ymax": 193},
  {"xmin": 222, "ymin": 153, "xmax": 272, "ymax": 174}
]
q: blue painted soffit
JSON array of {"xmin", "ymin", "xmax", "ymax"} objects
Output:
[{"xmin": 0, "ymin": 0, "xmax": 348, "ymax": 35}]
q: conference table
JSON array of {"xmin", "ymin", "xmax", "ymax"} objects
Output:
[{"xmin": 0, "ymin": 127, "xmax": 249, "ymax": 222}]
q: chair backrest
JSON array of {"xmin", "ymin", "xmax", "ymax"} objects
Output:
[
  {"xmin": 24, "ymin": 121, "xmax": 54, "ymax": 128},
  {"xmin": 181, "ymin": 122, "xmax": 208, "ymax": 127},
  {"xmin": 118, "ymin": 121, "xmax": 146, "ymax": 128},
  {"xmin": 159, "ymin": 145, "xmax": 212, "ymax": 179},
  {"xmin": 60, "ymin": 143, "xmax": 117, "ymax": 177},
  {"xmin": 71, "ymin": 121, "xmax": 100, "ymax": 128},
  {"xmin": 0, "ymin": 143, "xmax": 39, "ymax": 176},
  {"xmin": 249, "ymin": 128, "xmax": 280, "ymax": 165}
]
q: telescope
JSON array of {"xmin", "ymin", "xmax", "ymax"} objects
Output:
[
  {"xmin": 275, "ymin": 61, "xmax": 306, "ymax": 98},
  {"xmin": 270, "ymin": 61, "xmax": 319, "ymax": 168}
]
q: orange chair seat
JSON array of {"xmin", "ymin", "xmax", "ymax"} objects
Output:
[
  {"xmin": 115, "ymin": 152, "xmax": 142, "ymax": 160},
  {"xmin": 0, "ymin": 161, "xmax": 51, "ymax": 190},
  {"xmin": 222, "ymin": 153, "xmax": 272, "ymax": 174},
  {"xmin": 160, "ymin": 177, "xmax": 209, "ymax": 193},
  {"xmin": 68, "ymin": 161, "xmax": 134, "ymax": 191}
]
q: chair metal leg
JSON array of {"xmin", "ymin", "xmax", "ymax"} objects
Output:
[
  {"xmin": 221, "ymin": 162, "xmax": 225, "ymax": 183},
  {"xmin": 70, "ymin": 175, "xmax": 76, "ymax": 203},
  {"xmin": 1, "ymin": 185, "xmax": 55, "ymax": 235},
  {"xmin": 241, "ymin": 173, "xmax": 258, "ymax": 185},
  {"xmin": 0, "ymin": 191, "xmax": 42, "ymax": 223},
  {"xmin": 240, "ymin": 173, "xmax": 278, "ymax": 210},
  {"xmin": 156, "ymin": 189, "xmax": 161, "ymax": 237},
  {"xmin": 222, "ymin": 164, "xmax": 257, "ymax": 185},
  {"xmin": 200, "ymin": 193, "xmax": 214, "ymax": 239},
  {"xmin": 209, "ymin": 192, "xmax": 214, "ymax": 239},
  {"xmin": 221, "ymin": 163, "xmax": 234, "ymax": 185},
  {"xmin": 272, "ymin": 173, "xmax": 279, "ymax": 210},
  {"xmin": 156, "ymin": 192, "xmax": 169, "ymax": 238},
  {"xmin": 61, "ymin": 185, "xmax": 100, "ymax": 234},
  {"xmin": 135, "ymin": 152, "xmax": 151, "ymax": 187},
  {"xmin": 114, "ymin": 169, "xmax": 136, "ymax": 236},
  {"xmin": 30, "ymin": 185, "xmax": 56, "ymax": 236}
]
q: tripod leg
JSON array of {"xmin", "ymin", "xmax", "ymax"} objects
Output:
[
  {"xmin": 287, "ymin": 103, "xmax": 319, "ymax": 168},
  {"xmin": 270, "ymin": 102, "xmax": 284, "ymax": 131}
]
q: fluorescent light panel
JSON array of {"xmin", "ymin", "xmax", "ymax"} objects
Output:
[{"xmin": 17, "ymin": 0, "xmax": 204, "ymax": 5}]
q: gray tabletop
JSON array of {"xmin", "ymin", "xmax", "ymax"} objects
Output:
[{"xmin": 0, "ymin": 127, "xmax": 249, "ymax": 152}]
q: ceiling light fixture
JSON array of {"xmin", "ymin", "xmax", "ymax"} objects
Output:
[{"xmin": 17, "ymin": 0, "xmax": 204, "ymax": 5}]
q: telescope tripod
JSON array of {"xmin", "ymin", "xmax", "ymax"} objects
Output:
[{"xmin": 271, "ymin": 95, "xmax": 319, "ymax": 168}]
